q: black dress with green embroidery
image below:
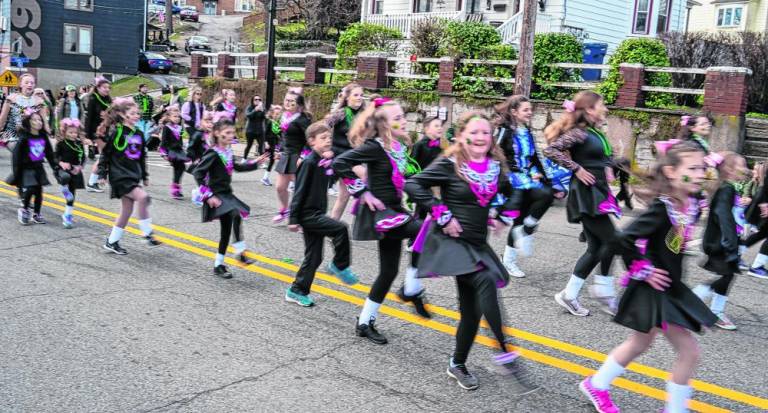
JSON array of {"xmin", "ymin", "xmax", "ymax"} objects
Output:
[{"xmin": 686, "ymin": 134, "xmax": 710, "ymax": 155}]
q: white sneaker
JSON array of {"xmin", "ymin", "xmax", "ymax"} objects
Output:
[
  {"xmin": 588, "ymin": 285, "xmax": 618, "ymax": 316},
  {"xmin": 513, "ymin": 226, "xmax": 534, "ymax": 258},
  {"xmin": 328, "ymin": 187, "xmax": 339, "ymax": 196},
  {"xmin": 261, "ymin": 176, "xmax": 272, "ymax": 186},
  {"xmin": 555, "ymin": 290, "xmax": 590, "ymax": 317},
  {"xmin": 502, "ymin": 246, "xmax": 526, "ymax": 278}
]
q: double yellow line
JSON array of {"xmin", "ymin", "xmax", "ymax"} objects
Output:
[{"xmin": 1, "ymin": 181, "xmax": 765, "ymax": 412}]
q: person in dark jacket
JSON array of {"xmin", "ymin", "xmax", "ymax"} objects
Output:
[
  {"xmin": 158, "ymin": 105, "xmax": 189, "ymax": 200},
  {"xmin": 97, "ymin": 98, "xmax": 161, "ymax": 255},
  {"xmin": 272, "ymin": 91, "xmax": 311, "ymax": 223},
  {"xmin": 6, "ymin": 110, "xmax": 58, "ymax": 225},
  {"xmin": 693, "ymin": 152, "xmax": 749, "ymax": 331},
  {"xmin": 85, "ymin": 77, "xmax": 112, "ymax": 193},
  {"xmin": 192, "ymin": 119, "xmax": 267, "ymax": 278},
  {"xmin": 285, "ymin": 122, "xmax": 359, "ymax": 307},
  {"xmin": 243, "ymin": 95, "xmax": 265, "ymax": 159},
  {"xmin": 259, "ymin": 105, "xmax": 282, "ymax": 187}
]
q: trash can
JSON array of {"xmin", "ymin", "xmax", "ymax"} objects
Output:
[{"xmin": 582, "ymin": 43, "xmax": 608, "ymax": 81}]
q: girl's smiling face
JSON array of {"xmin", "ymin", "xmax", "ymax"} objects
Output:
[
  {"xmin": 216, "ymin": 126, "xmax": 236, "ymax": 147},
  {"xmin": 65, "ymin": 126, "xmax": 79, "ymax": 141},
  {"xmin": 462, "ymin": 118, "xmax": 493, "ymax": 159}
]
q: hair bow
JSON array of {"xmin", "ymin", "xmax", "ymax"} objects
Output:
[
  {"xmin": 374, "ymin": 97, "xmax": 392, "ymax": 108},
  {"xmin": 562, "ymin": 100, "xmax": 576, "ymax": 113},
  {"xmin": 705, "ymin": 152, "xmax": 725, "ymax": 168},
  {"xmin": 22, "ymin": 107, "xmax": 38, "ymax": 117},
  {"xmin": 654, "ymin": 139, "xmax": 681, "ymax": 155},
  {"xmin": 60, "ymin": 118, "xmax": 81, "ymax": 129},
  {"xmin": 94, "ymin": 76, "xmax": 109, "ymax": 85},
  {"xmin": 680, "ymin": 115, "xmax": 691, "ymax": 127},
  {"xmin": 165, "ymin": 104, "xmax": 180, "ymax": 112}
]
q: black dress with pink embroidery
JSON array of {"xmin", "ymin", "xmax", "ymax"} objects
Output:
[
  {"xmin": 192, "ymin": 147, "xmax": 260, "ymax": 222},
  {"xmin": 404, "ymin": 156, "xmax": 518, "ymax": 287},
  {"xmin": 614, "ymin": 197, "xmax": 717, "ymax": 333}
]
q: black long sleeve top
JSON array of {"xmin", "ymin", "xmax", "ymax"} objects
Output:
[
  {"xmin": 282, "ymin": 113, "xmax": 312, "ymax": 155},
  {"xmin": 409, "ymin": 137, "xmax": 442, "ymax": 171},
  {"xmin": 245, "ymin": 105, "xmax": 265, "ymax": 136},
  {"xmin": 84, "ymin": 93, "xmax": 111, "ymax": 140},
  {"xmin": 326, "ymin": 106, "xmax": 361, "ymax": 156},
  {"xmin": 97, "ymin": 125, "xmax": 147, "ymax": 183},
  {"xmin": 192, "ymin": 147, "xmax": 260, "ymax": 195},
  {"xmin": 56, "ymin": 138, "xmax": 85, "ymax": 167},
  {"xmin": 160, "ymin": 124, "xmax": 184, "ymax": 153},
  {"xmin": 186, "ymin": 130, "xmax": 209, "ymax": 161},
  {"xmin": 333, "ymin": 138, "xmax": 404, "ymax": 207},
  {"xmin": 10, "ymin": 131, "xmax": 57, "ymax": 186},
  {"xmin": 703, "ymin": 183, "xmax": 740, "ymax": 263},
  {"xmin": 289, "ymin": 151, "xmax": 333, "ymax": 225}
]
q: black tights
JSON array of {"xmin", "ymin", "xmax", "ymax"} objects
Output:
[
  {"xmin": 710, "ymin": 272, "xmax": 736, "ymax": 296},
  {"xmin": 453, "ymin": 272, "xmax": 510, "ymax": 364},
  {"xmin": 369, "ymin": 219, "xmax": 422, "ymax": 304},
  {"xmin": 21, "ymin": 186, "xmax": 43, "ymax": 213},
  {"xmin": 218, "ymin": 211, "xmax": 243, "ymax": 255},
  {"xmin": 291, "ymin": 215, "xmax": 351, "ymax": 295},
  {"xmin": 243, "ymin": 133, "xmax": 265, "ymax": 159},
  {"xmin": 507, "ymin": 187, "xmax": 554, "ymax": 246},
  {"xmin": 744, "ymin": 227, "xmax": 768, "ymax": 255},
  {"xmin": 171, "ymin": 160, "xmax": 185, "ymax": 185},
  {"xmin": 573, "ymin": 215, "xmax": 616, "ymax": 279}
]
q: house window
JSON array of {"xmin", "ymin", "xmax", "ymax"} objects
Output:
[
  {"xmin": 372, "ymin": 0, "xmax": 384, "ymax": 14},
  {"xmin": 237, "ymin": 0, "xmax": 255, "ymax": 11},
  {"xmin": 717, "ymin": 5, "xmax": 744, "ymax": 27},
  {"xmin": 413, "ymin": 0, "xmax": 433, "ymax": 13},
  {"xmin": 632, "ymin": 0, "xmax": 652, "ymax": 34},
  {"xmin": 656, "ymin": 0, "xmax": 671, "ymax": 33},
  {"xmin": 63, "ymin": 24, "xmax": 93, "ymax": 55},
  {"xmin": 64, "ymin": 0, "xmax": 93, "ymax": 11}
]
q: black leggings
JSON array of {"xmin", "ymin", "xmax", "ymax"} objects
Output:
[
  {"xmin": 744, "ymin": 227, "xmax": 768, "ymax": 255},
  {"xmin": 171, "ymin": 160, "xmax": 185, "ymax": 185},
  {"xmin": 21, "ymin": 186, "xmax": 43, "ymax": 213},
  {"xmin": 263, "ymin": 137, "xmax": 276, "ymax": 172},
  {"xmin": 710, "ymin": 272, "xmax": 736, "ymax": 296},
  {"xmin": 291, "ymin": 215, "xmax": 351, "ymax": 295},
  {"xmin": 453, "ymin": 271, "xmax": 510, "ymax": 364},
  {"xmin": 243, "ymin": 133, "xmax": 265, "ymax": 159},
  {"xmin": 369, "ymin": 219, "xmax": 422, "ymax": 304},
  {"xmin": 573, "ymin": 214, "xmax": 616, "ymax": 279},
  {"xmin": 58, "ymin": 171, "xmax": 79, "ymax": 206},
  {"xmin": 218, "ymin": 210, "xmax": 244, "ymax": 255},
  {"xmin": 507, "ymin": 187, "xmax": 554, "ymax": 246}
]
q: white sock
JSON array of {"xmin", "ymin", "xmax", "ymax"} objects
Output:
[
  {"xmin": 232, "ymin": 240, "xmax": 246, "ymax": 254},
  {"xmin": 138, "ymin": 218, "xmax": 153, "ymax": 236},
  {"xmin": 593, "ymin": 274, "xmax": 616, "ymax": 297},
  {"xmin": 665, "ymin": 381, "xmax": 692, "ymax": 413},
  {"xmin": 564, "ymin": 274, "xmax": 586, "ymax": 300},
  {"xmin": 64, "ymin": 205, "xmax": 74, "ymax": 216},
  {"xmin": 449, "ymin": 357, "xmax": 459, "ymax": 368},
  {"xmin": 214, "ymin": 253, "xmax": 225, "ymax": 267},
  {"xmin": 263, "ymin": 171, "xmax": 270, "ymax": 179},
  {"xmin": 692, "ymin": 284, "xmax": 711, "ymax": 301},
  {"xmin": 523, "ymin": 216, "xmax": 538, "ymax": 229},
  {"xmin": 88, "ymin": 173, "xmax": 99, "ymax": 185},
  {"xmin": 739, "ymin": 245, "xmax": 747, "ymax": 255},
  {"xmin": 752, "ymin": 253, "xmax": 768, "ymax": 269},
  {"xmin": 108, "ymin": 226, "xmax": 124, "ymax": 244},
  {"xmin": 591, "ymin": 356, "xmax": 626, "ymax": 390},
  {"xmin": 710, "ymin": 293, "xmax": 728, "ymax": 315},
  {"xmin": 358, "ymin": 298, "xmax": 381, "ymax": 326},
  {"xmin": 503, "ymin": 245, "xmax": 517, "ymax": 263},
  {"xmin": 403, "ymin": 266, "xmax": 423, "ymax": 296}
]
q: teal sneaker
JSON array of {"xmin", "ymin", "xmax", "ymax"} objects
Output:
[
  {"xmin": 62, "ymin": 213, "xmax": 74, "ymax": 229},
  {"xmin": 327, "ymin": 263, "xmax": 359, "ymax": 285},
  {"xmin": 285, "ymin": 288, "xmax": 315, "ymax": 307}
]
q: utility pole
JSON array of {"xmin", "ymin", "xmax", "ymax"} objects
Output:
[
  {"xmin": 265, "ymin": 0, "xmax": 278, "ymax": 106},
  {"xmin": 165, "ymin": 0, "xmax": 173, "ymax": 42},
  {"xmin": 514, "ymin": 0, "xmax": 537, "ymax": 97}
]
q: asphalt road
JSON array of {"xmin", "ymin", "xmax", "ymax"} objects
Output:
[{"xmin": 0, "ymin": 147, "xmax": 766, "ymax": 412}]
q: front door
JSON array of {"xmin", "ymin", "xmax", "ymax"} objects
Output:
[{"xmin": 203, "ymin": 1, "xmax": 217, "ymax": 15}]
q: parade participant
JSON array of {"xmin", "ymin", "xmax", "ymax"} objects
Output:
[
  {"xmin": 580, "ymin": 142, "xmax": 716, "ymax": 413},
  {"xmin": 181, "ymin": 87, "xmax": 206, "ymax": 138},
  {"xmin": 133, "ymin": 84, "xmax": 155, "ymax": 141},
  {"xmin": 7, "ymin": 110, "xmax": 58, "ymax": 225},
  {"xmin": 692, "ymin": 152, "xmax": 748, "ymax": 330},
  {"xmin": 405, "ymin": 112, "xmax": 537, "ymax": 393},
  {"xmin": 325, "ymin": 82, "xmax": 366, "ymax": 220},
  {"xmin": 743, "ymin": 162, "xmax": 768, "ymax": 278},
  {"xmin": 494, "ymin": 95, "xmax": 554, "ymax": 278},
  {"xmin": 260, "ymin": 105, "xmax": 282, "ymax": 186},
  {"xmin": 158, "ymin": 105, "xmax": 189, "ymax": 200},
  {"xmin": 272, "ymin": 92, "xmax": 311, "ymax": 223},
  {"xmin": 35, "ymin": 88, "xmax": 55, "ymax": 134},
  {"xmin": 409, "ymin": 116, "xmax": 445, "ymax": 173},
  {"xmin": 192, "ymin": 119, "xmax": 268, "ymax": 278},
  {"xmin": 56, "ymin": 118, "xmax": 86, "ymax": 228},
  {"xmin": 56, "ymin": 85, "xmax": 84, "ymax": 127},
  {"xmin": 187, "ymin": 111, "xmax": 214, "ymax": 207},
  {"xmin": 211, "ymin": 89, "xmax": 238, "ymax": 122},
  {"xmin": 0, "ymin": 73, "xmax": 48, "ymax": 151},
  {"xmin": 333, "ymin": 97, "xmax": 431, "ymax": 345},
  {"xmin": 286, "ymin": 122, "xmax": 359, "ymax": 307},
  {"xmin": 243, "ymin": 95, "xmax": 265, "ymax": 159},
  {"xmin": 677, "ymin": 115, "xmax": 712, "ymax": 155},
  {"xmin": 97, "ymin": 98, "xmax": 161, "ymax": 254},
  {"xmin": 85, "ymin": 77, "xmax": 112, "ymax": 193},
  {"xmin": 544, "ymin": 91, "xmax": 620, "ymax": 317}
]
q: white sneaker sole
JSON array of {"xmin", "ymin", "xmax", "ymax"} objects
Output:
[
  {"xmin": 446, "ymin": 368, "xmax": 478, "ymax": 390},
  {"xmin": 555, "ymin": 292, "xmax": 590, "ymax": 317},
  {"xmin": 715, "ymin": 322, "xmax": 737, "ymax": 331},
  {"xmin": 503, "ymin": 264, "xmax": 526, "ymax": 278},
  {"xmin": 748, "ymin": 270, "xmax": 768, "ymax": 279},
  {"xmin": 285, "ymin": 294, "xmax": 313, "ymax": 307}
]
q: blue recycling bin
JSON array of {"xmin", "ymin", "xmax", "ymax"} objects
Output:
[{"xmin": 582, "ymin": 43, "xmax": 608, "ymax": 81}]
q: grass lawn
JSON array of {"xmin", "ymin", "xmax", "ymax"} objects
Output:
[{"xmin": 112, "ymin": 76, "xmax": 161, "ymax": 97}]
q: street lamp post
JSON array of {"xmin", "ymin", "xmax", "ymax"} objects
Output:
[{"xmin": 265, "ymin": 0, "xmax": 278, "ymax": 107}]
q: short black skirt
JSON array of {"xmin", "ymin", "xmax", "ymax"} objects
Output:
[
  {"xmin": 202, "ymin": 192, "xmax": 250, "ymax": 222},
  {"xmin": 275, "ymin": 152, "xmax": 300, "ymax": 175},
  {"xmin": 417, "ymin": 230, "xmax": 509, "ymax": 288}
]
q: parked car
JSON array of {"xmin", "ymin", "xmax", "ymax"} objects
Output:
[
  {"xmin": 185, "ymin": 36, "xmax": 212, "ymax": 54},
  {"xmin": 180, "ymin": 7, "xmax": 199, "ymax": 22},
  {"xmin": 151, "ymin": 0, "xmax": 181, "ymax": 14},
  {"xmin": 139, "ymin": 51, "xmax": 174, "ymax": 74}
]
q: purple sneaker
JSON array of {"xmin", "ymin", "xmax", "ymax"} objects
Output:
[
  {"xmin": 748, "ymin": 266, "xmax": 768, "ymax": 279},
  {"xmin": 580, "ymin": 376, "xmax": 620, "ymax": 413}
]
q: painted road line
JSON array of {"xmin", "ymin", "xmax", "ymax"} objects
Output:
[
  {"xmin": 4, "ymin": 182, "xmax": 766, "ymax": 411},
  {"xmin": 0, "ymin": 189, "xmax": 730, "ymax": 413}
]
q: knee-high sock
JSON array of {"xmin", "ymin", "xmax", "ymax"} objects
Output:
[
  {"xmin": 591, "ymin": 356, "xmax": 625, "ymax": 390},
  {"xmin": 358, "ymin": 298, "xmax": 381, "ymax": 325},
  {"xmin": 403, "ymin": 266, "xmax": 423, "ymax": 296}
]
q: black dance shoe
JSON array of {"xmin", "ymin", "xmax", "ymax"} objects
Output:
[
  {"xmin": 238, "ymin": 252, "xmax": 255, "ymax": 265},
  {"xmin": 213, "ymin": 265, "xmax": 233, "ymax": 279},
  {"xmin": 397, "ymin": 286, "xmax": 432, "ymax": 319},
  {"xmin": 355, "ymin": 317, "xmax": 388, "ymax": 345}
]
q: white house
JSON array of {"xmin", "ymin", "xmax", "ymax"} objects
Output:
[
  {"xmin": 361, "ymin": 0, "xmax": 694, "ymax": 53},
  {"xmin": 687, "ymin": 0, "xmax": 768, "ymax": 33}
]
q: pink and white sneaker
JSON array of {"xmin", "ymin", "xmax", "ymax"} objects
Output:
[
  {"xmin": 272, "ymin": 209, "xmax": 289, "ymax": 223},
  {"xmin": 580, "ymin": 376, "xmax": 620, "ymax": 413}
]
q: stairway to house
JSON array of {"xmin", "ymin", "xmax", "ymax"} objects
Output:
[{"xmin": 743, "ymin": 118, "xmax": 768, "ymax": 165}]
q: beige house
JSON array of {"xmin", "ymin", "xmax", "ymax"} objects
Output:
[{"xmin": 687, "ymin": 0, "xmax": 768, "ymax": 31}]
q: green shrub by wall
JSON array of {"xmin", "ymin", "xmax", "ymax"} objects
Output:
[
  {"xmin": 597, "ymin": 38, "xmax": 674, "ymax": 108},
  {"xmin": 532, "ymin": 33, "xmax": 583, "ymax": 100}
]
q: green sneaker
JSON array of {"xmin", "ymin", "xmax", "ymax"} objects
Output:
[
  {"xmin": 285, "ymin": 288, "xmax": 315, "ymax": 307},
  {"xmin": 327, "ymin": 263, "xmax": 359, "ymax": 285}
]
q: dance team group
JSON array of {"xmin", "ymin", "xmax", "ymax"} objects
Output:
[{"xmin": 5, "ymin": 73, "xmax": 767, "ymax": 413}]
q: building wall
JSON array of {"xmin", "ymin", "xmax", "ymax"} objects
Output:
[
  {"xmin": 688, "ymin": 0, "xmax": 764, "ymax": 32},
  {"xmin": 185, "ymin": 0, "xmax": 257, "ymax": 15},
  {"xmin": 0, "ymin": 0, "xmax": 11, "ymax": 71},
  {"xmin": 11, "ymin": 0, "xmax": 143, "ymax": 76}
]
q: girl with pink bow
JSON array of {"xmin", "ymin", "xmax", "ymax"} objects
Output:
[{"xmin": 55, "ymin": 118, "xmax": 86, "ymax": 228}]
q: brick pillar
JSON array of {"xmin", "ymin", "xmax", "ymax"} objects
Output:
[
  {"xmin": 216, "ymin": 53, "xmax": 235, "ymax": 79},
  {"xmin": 616, "ymin": 63, "xmax": 645, "ymax": 108},
  {"xmin": 703, "ymin": 67, "xmax": 751, "ymax": 116},
  {"xmin": 356, "ymin": 52, "xmax": 389, "ymax": 89},
  {"xmin": 305, "ymin": 52, "xmax": 324, "ymax": 85},
  {"xmin": 190, "ymin": 53, "xmax": 207, "ymax": 78},
  {"xmin": 437, "ymin": 57, "xmax": 457, "ymax": 94},
  {"xmin": 256, "ymin": 52, "xmax": 268, "ymax": 81}
]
